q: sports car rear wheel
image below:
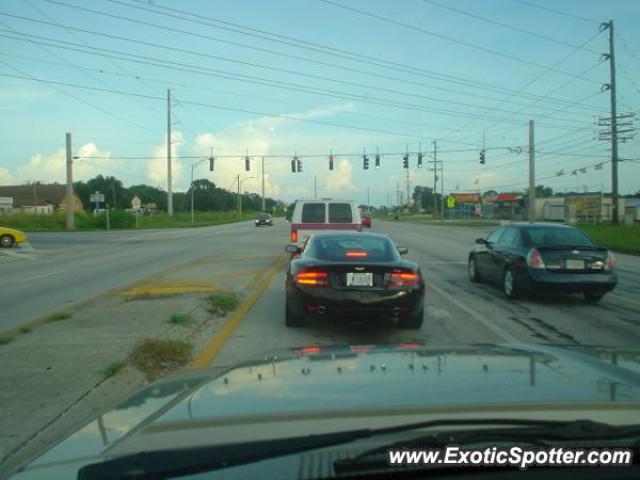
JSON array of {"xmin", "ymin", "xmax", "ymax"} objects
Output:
[
  {"xmin": 285, "ymin": 301, "xmax": 305, "ymax": 327},
  {"xmin": 399, "ymin": 307, "xmax": 424, "ymax": 329}
]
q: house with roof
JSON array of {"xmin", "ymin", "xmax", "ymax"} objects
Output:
[{"xmin": 0, "ymin": 183, "xmax": 84, "ymax": 215}]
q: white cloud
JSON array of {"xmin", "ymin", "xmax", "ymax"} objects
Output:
[
  {"xmin": 325, "ymin": 159, "xmax": 356, "ymax": 192},
  {"xmin": 147, "ymin": 132, "xmax": 184, "ymax": 188},
  {"xmin": 15, "ymin": 143, "xmax": 116, "ymax": 184},
  {"xmin": 0, "ymin": 166, "xmax": 16, "ymax": 185}
]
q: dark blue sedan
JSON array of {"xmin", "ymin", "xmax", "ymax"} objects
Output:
[{"xmin": 468, "ymin": 223, "xmax": 617, "ymax": 301}]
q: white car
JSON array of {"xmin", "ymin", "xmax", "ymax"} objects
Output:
[{"xmin": 289, "ymin": 198, "xmax": 362, "ymax": 244}]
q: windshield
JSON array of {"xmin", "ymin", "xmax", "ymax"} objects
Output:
[
  {"xmin": 1, "ymin": 0, "xmax": 639, "ymax": 478},
  {"xmin": 305, "ymin": 235, "xmax": 398, "ymax": 262},
  {"xmin": 523, "ymin": 227, "xmax": 595, "ymax": 247}
]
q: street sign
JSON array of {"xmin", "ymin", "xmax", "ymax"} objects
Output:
[
  {"xmin": 447, "ymin": 196, "xmax": 456, "ymax": 209},
  {"xmin": 90, "ymin": 192, "xmax": 105, "ymax": 203}
]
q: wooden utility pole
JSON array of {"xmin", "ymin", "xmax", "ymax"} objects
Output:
[{"xmin": 65, "ymin": 132, "xmax": 75, "ymax": 230}]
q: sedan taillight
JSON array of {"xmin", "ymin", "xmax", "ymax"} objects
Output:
[
  {"xmin": 388, "ymin": 271, "xmax": 421, "ymax": 287},
  {"xmin": 526, "ymin": 248, "xmax": 546, "ymax": 269},
  {"xmin": 295, "ymin": 269, "xmax": 329, "ymax": 287},
  {"xmin": 605, "ymin": 251, "xmax": 616, "ymax": 270}
]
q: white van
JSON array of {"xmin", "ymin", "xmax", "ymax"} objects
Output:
[{"xmin": 289, "ymin": 198, "xmax": 362, "ymax": 244}]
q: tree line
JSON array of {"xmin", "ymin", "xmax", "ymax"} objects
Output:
[{"xmin": 73, "ymin": 175, "xmax": 285, "ymax": 214}]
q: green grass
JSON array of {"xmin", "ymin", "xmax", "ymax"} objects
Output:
[
  {"xmin": 45, "ymin": 311, "xmax": 71, "ymax": 323},
  {"xmin": 19, "ymin": 326, "xmax": 32, "ymax": 334},
  {"xmin": 128, "ymin": 338, "xmax": 193, "ymax": 380},
  {"xmin": 1, "ymin": 211, "xmax": 262, "ymax": 232},
  {"xmin": 0, "ymin": 336, "xmax": 13, "ymax": 345},
  {"xmin": 168, "ymin": 313, "xmax": 194, "ymax": 326},
  {"xmin": 101, "ymin": 361, "xmax": 127, "ymax": 379},
  {"xmin": 205, "ymin": 293, "xmax": 239, "ymax": 316},
  {"xmin": 578, "ymin": 224, "xmax": 640, "ymax": 255}
]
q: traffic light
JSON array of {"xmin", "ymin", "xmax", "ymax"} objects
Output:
[
  {"xmin": 479, "ymin": 149, "xmax": 486, "ymax": 164},
  {"xmin": 363, "ymin": 154, "xmax": 369, "ymax": 170},
  {"xmin": 329, "ymin": 155, "xmax": 334, "ymax": 171},
  {"xmin": 375, "ymin": 154, "xmax": 380, "ymax": 169},
  {"xmin": 244, "ymin": 156, "xmax": 250, "ymax": 171},
  {"xmin": 402, "ymin": 154, "xmax": 409, "ymax": 169},
  {"xmin": 291, "ymin": 158, "xmax": 296, "ymax": 172},
  {"xmin": 417, "ymin": 152, "xmax": 423, "ymax": 168},
  {"xmin": 209, "ymin": 156, "xmax": 215, "ymax": 171},
  {"xmin": 296, "ymin": 157, "xmax": 303, "ymax": 172}
]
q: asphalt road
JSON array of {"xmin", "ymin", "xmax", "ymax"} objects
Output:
[{"xmin": 2, "ymin": 220, "xmax": 640, "ymax": 354}]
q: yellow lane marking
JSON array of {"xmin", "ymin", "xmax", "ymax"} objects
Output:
[
  {"xmin": 120, "ymin": 282, "xmax": 228, "ymax": 297},
  {"xmin": 190, "ymin": 256, "xmax": 285, "ymax": 369}
]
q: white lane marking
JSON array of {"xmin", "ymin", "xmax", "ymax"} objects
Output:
[
  {"xmin": 608, "ymin": 292, "xmax": 640, "ymax": 308},
  {"xmin": 425, "ymin": 261, "xmax": 467, "ymax": 265},
  {"xmin": 19, "ymin": 270, "xmax": 65, "ymax": 283},
  {"xmin": 428, "ymin": 282, "xmax": 518, "ymax": 342},
  {"xmin": 0, "ymin": 250, "xmax": 37, "ymax": 260}
]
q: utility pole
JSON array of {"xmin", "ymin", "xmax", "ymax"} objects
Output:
[
  {"xmin": 65, "ymin": 132, "xmax": 75, "ymax": 230},
  {"xmin": 111, "ymin": 182, "xmax": 116, "ymax": 209},
  {"xmin": 236, "ymin": 173, "xmax": 240, "ymax": 218},
  {"xmin": 314, "ymin": 175, "xmax": 317, "ymax": 198},
  {"xmin": 528, "ymin": 120, "xmax": 536, "ymax": 223},
  {"xmin": 603, "ymin": 21, "xmax": 619, "ymax": 223},
  {"xmin": 166, "ymin": 88, "xmax": 173, "ymax": 216},
  {"xmin": 367, "ymin": 186, "xmax": 370, "ymax": 213},
  {"xmin": 405, "ymin": 168, "xmax": 411, "ymax": 210},
  {"xmin": 261, "ymin": 156, "xmax": 265, "ymax": 212},
  {"xmin": 440, "ymin": 156, "xmax": 444, "ymax": 219},
  {"xmin": 428, "ymin": 140, "xmax": 441, "ymax": 217}
]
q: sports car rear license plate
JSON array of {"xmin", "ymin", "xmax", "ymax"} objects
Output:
[
  {"xmin": 346, "ymin": 272, "xmax": 373, "ymax": 286},
  {"xmin": 565, "ymin": 259, "xmax": 585, "ymax": 270}
]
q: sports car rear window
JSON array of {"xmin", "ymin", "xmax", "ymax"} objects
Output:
[
  {"xmin": 301, "ymin": 203, "xmax": 325, "ymax": 223},
  {"xmin": 328, "ymin": 203, "xmax": 352, "ymax": 223},
  {"xmin": 307, "ymin": 236, "xmax": 397, "ymax": 262},
  {"xmin": 523, "ymin": 227, "xmax": 594, "ymax": 247}
]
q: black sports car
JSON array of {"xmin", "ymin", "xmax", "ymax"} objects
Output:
[
  {"xmin": 255, "ymin": 214, "xmax": 273, "ymax": 226},
  {"xmin": 468, "ymin": 223, "xmax": 617, "ymax": 301},
  {"xmin": 284, "ymin": 232, "xmax": 425, "ymax": 328}
]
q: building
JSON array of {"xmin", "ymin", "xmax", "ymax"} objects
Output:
[
  {"xmin": 534, "ymin": 193, "xmax": 629, "ymax": 223},
  {"xmin": 0, "ymin": 196, "xmax": 13, "ymax": 215},
  {"xmin": 0, "ymin": 184, "xmax": 84, "ymax": 214}
]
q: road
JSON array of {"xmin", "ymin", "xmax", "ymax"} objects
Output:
[{"xmin": 2, "ymin": 219, "xmax": 639, "ymax": 349}]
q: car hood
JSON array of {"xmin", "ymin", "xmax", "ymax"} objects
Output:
[{"xmin": 8, "ymin": 343, "xmax": 640, "ymax": 478}]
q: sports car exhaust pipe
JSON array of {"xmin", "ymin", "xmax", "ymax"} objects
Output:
[{"xmin": 317, "ymin": 306, "xmax": 327, "ymax": 315}]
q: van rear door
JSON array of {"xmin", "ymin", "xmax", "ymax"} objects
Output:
[{"xmin": 290, "ymin": 201, "xmax": 361, "ymax": 243}]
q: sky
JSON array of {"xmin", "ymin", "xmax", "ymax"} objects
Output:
[{"xmin": 0, "ymin": 0, "xmax": 639, "ymax": 208}]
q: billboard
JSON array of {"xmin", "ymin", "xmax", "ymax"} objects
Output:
[{"xmin": 451, "ymin": 192, "xmax": 481, "ymax": 204}]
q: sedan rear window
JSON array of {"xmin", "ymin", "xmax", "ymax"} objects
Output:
[
  {"xmin": 328, "ymin": 203, "xmax": 352, "ymax": 223},
  {"xmin": 301, "ymin": 203, "xmax": 325, "ymax": 223},
  {"xmin": 523, "ymin": 227, "xmax": 594, "ymax": 247},
  {"xmin": 307, "ymin": 236, "xmax": 397, "ymax": 262}
]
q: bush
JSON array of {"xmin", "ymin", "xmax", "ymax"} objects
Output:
[{"xmin": 77, "ymin": 210, "xmax": 136, "ymax": 229}]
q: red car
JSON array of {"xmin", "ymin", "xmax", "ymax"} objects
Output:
[{"xmin": 361, "ymin": 215, "xmax": 372, "ymax": 228}]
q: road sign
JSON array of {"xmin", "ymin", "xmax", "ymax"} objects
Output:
[
  {"xmin": 447, "ymin": 196, "xmax": 456, "ymax": 209},
  {"xmin": 90, "ymin": 192, "xmax": 105, "ymax": 203}
]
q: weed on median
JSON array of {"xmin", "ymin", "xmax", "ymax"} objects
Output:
[
  {"xmin": 205, "ymin": 293, "xmax": 239, "ymax": 316},
  {"xmin": 168, "ymin": 313, "xmax": 194, "ymax": 326},
  {"xmin": 19, "ymin": 326, "xmax": 32, "ymax": 334},
  {"xmin": 129, "ymin": 338, "xmax": 193, "ymax": 380},
  {"xmin": 46, "ymin": 311, "xmax": 71, "ymax": 323},
  {"xmin": 0, "ymin": 336, "xmax": 13, "ymax": 346},
  {"xmin": 101, "ymin": 361, "xmax": 127, "ymax": 379}
]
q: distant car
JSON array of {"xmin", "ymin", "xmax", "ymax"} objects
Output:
[
  {"xmin": 468, "ymin": 223, "xmax": 617, "ymax": 302},
  {"xmin": 284, "ymin": 232, "xmax": 424, "ymax": 328},
  {"xmin": 361, "ymin": 215, "xmax": 372, "ymax": 228},
  {"xmin": 255, "ymin": 214, "xmax": 273, "ymax": 227},
  {"xmin": 289, "ymin": 198, "xmax": 362, "ymax": 244},
  {"xmin": 0, "ymin": 227, "xmax": 27, "ymax": 248}
]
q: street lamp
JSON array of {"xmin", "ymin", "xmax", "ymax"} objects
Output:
[{"xmin": 238, "ymin": 175, "xmax": 256, "ymax": 220}]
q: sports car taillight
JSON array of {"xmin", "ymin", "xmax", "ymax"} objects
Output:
[
  {"xmin": 295, "ymin": 269, "xmax": 329, "ymax": 287},
  {"xmin": 605, "ymin": 251, "xmax": 616, "ymax": 270},
  {"xmin": 526, "ymin": 248, "xmax": 546, "ymax": 269},
  {"xmin": 388, "ymin": 271, "xmax": 420, "ymax": 287},
  {"xmin": 290, "ymin": 230, "xmax": 298, "ymax": 242}
]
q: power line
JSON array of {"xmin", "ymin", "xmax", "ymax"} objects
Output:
[
  {"xmin": 0, "ymin": 31, "xmax": 596, "ymax": 130},
  {"xmin": 0, "ymin": 13, "xmax": 599, "ymax": 127},
  {"xmin": 510, "ymin": 0, "xmax": 601, "ymax": 25},
  {"xmin": 106, "ymin": 0, "xmax": 605, "ymax": 113},
  {"xmin": 318, "ymin": 0, "xmax": 602, "ymax": 84},
  {"xmin": 420, "ymin": 0, "xmax": 600, "ymax": 54}
]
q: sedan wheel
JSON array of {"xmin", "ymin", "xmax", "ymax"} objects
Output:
[
  {"xmin": 468, "ymin": 257, "xmax": 482, "ymax": 283},
  {"xmin": 0, "ymin": 235, "xmax": 15, "ymax": 248},
  {"xmin": 503, "ymin": 269, "xmax": 517, "ymax": 300}
]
